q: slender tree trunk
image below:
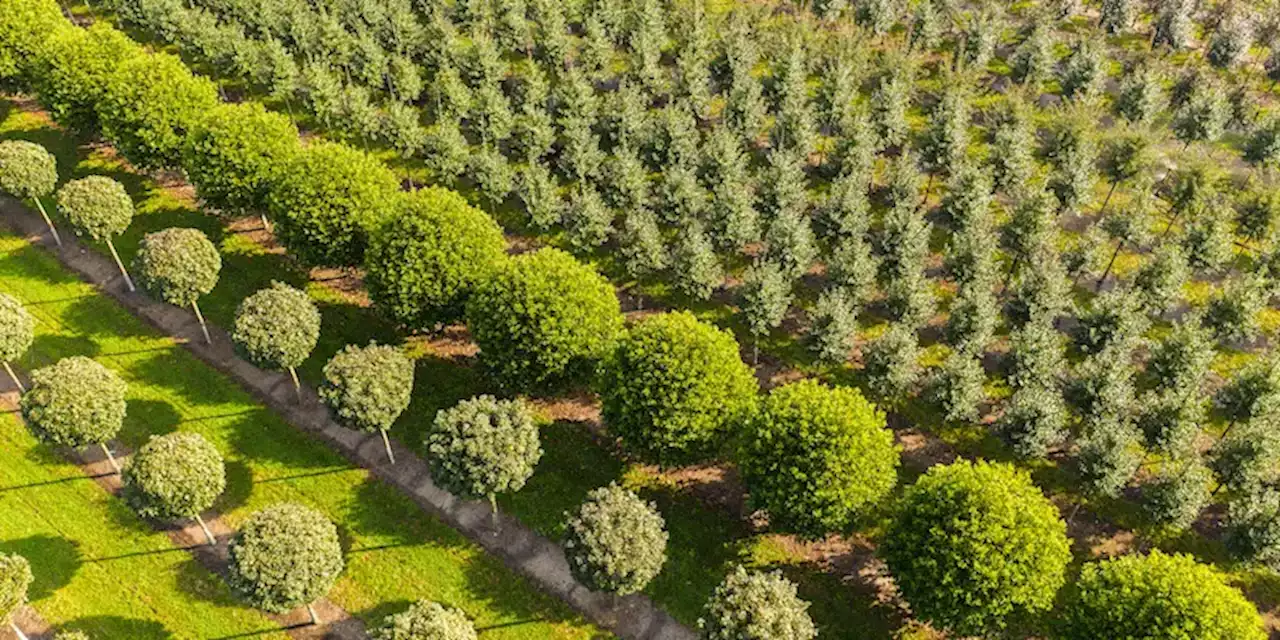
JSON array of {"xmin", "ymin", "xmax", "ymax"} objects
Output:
[
  {"xmin": 191, "ymin": 300, "xmax": 212, "ymax": 344},
  {"xmin": 1098, "ymin": 180, "xmax": 1118, "ymax": 217},
  {"xmin": 489, "ymin": 493, "xmax": 499, "ymax": 530},
  {"xmin": 194, "ymin": 513, "xmax": 216, "ymax": 546},
  {"xmin": 32, "ymin": 199, "xmax": 62, "ymax": 247},
  {"xmin": 920, "ymin": 172, "xmax": 935, "ymax": 210},
  {"xmin": 1066, "ymin": 501, "xmax": 1083, "ymax": 527},
  {"xmin": 752, "ymin": 338, "xmax": 759, "ymax": 366},
  {"xmin": 1003, "ymin": 253, "xmax": 1022, "ymax": 294},
  {"xmin": 106, "ymin": 238, "xmax": 135, "ymax": 292},
  {"xmin": 380, "ymin": 429, "xmax": 395, "ymax": 465},
  {"xmin": 11, "ymin": 621, "xmax": 28, "ymax": 640},
  {"xmin": 307, "ymin": 603, "xmax": 320, "ymax": 626},
  {"xmin": 260, "ymin": 214, "xmax": 271, "ymax": 231},
  {"xmin": 1159, "ymin": 210, "xmax": 1181, "ymax": 240},
  {"xmin": 3, "ymin": 361, "xmax": 24, "ymax": 393},
  {"xmin": 100, "ymin": 442, "xmax": 121, "ymax": 474},
  {"xmin": 288, "ymin": 366, "xmax": 303, "ymax": 404},
  {"xmin": 1096, "ymin": 240, "xmax": 1124, "ymax": 291}
]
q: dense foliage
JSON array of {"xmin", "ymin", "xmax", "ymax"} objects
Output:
[
  {"xmin": 319, "ymin": 343, "xmax": 414, "ymax": 434},
  {"xmin": 372, "ymin": 600, "xmax": 476, "ymax": 640},
  {"xmin": 0, "ymin": 292, "xmax": 34, "ymax": 363},
  {"xmin": 19, "ymin": 356, "xmax": 127, "ymax": 448},
  {"xmin": 563, "ymin": 483, "xmax": 668, "ymax": 595},
  {"xmin": 97, "ymin": 52, "xmax": 219, "ymax": 169},
  {"xmin": 0, "ymin": 139, "xmax": 56, "ymax": 200},
  {"xmin": 423, "ymin": 395, "xmax": 542, "ymax": 505},
  {"xmin": 184, "ymin": 102, "xmax": 299, "ymax": 215},
  {"xmin": 132, "ymin": 227, "xmax": 222, "ymax": 307},
  {"xmin": 699, "ymin": 567, "xmax": 816, "ymax": 640},
  {"xmin": 0, "ymin": 553, "xmax": 31, "ymax": 624},
  {"xmin": 227, "ymin": 503, "xmax": 345, "ymax": 613},
  {"xmin": 55, "ymin": 176, "xmax": 133, "ymax": 243},
  {"xmin": 231, "ymin": 282, "xmax": 321, "ymax": 372},
  {"xmin": 123, "ymin": 432, "xmax": 227, "ymax": 520}
]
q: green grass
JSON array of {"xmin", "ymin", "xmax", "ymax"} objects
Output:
[
  {"xmin": 0, "ymin": 98, "xmax": 920, "ymax": 638},
  {"xmin": 0, "ymin": 231, "xmax": 601, "ymax": 639}
]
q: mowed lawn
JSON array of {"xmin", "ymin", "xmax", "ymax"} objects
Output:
[{"xmin": 0, "ymin": 232, "xmax": 602, "ymax": 639}]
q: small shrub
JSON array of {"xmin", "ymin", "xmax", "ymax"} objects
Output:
[
  {"xmin": 122, "ymin": 432, "xmax": 225, "ymax": 545},
  {"xmin": 371, "ymin": 600, "xmax": 476, "ymax": 640},
  {"xmin": 184, "ymin": 102, "xmax": 299, "ymax": 215},
  {"xmin": 0, "ymin": 292, "xmax": 34, "ymax": 364},
  {"xmin": 231, "ymin": 282, "xmax": 320, "ymax": 381}
]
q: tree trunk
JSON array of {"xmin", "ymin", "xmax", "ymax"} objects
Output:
[
  {"xmin": 288, "ymin": 366, "xmax": 302, "ymax": 404},
  {"xmin": 752, "ymin": 338, "xmax": 759, "ymax": 366},
  {"xmin": 1159, "ymin": 210, "xmax": 1181, "ymax": 240},
  {"xmin": 260, "ymin": 214, "xmax": 271, "ymax": 231},
  {"xmin": 194, "ymin": 513, "xmax": 216, "ymax": 546},
  {"xmin": 380, "ymin": 429, "xmax": 396, "ymax": 465},
  {"xmin": 33, "ymin": 198, "xmax": 62, "ymax": 247},
  {"xmin": 1098, "ymin": 180, "xmax": 1118, "ymax": 217},
  {"xmin": 191, "ymin": 300, "xmax": 212, "ymax": 344},
  {"xmin": 100, "ymin": 442, "xmax": 121, "ymax": 474},
  {"xmin": 3, "ymin": 361, "xmax": 24, "ymax": 393},
  {"xmin": 1002, "ymin": 253, "xmax": 1022, "ymax": 294},
  {"xmin": 106, "ymin": 238, "xmax": 135, "ymax": 292},
  {"xmin": 920, "ymin": 172, "xmax": 934, "ymax": 210},
  {"xmin": 489, "ymin": 493, "xmax": 499, "ymax": 531},
  {"xmin": 307, "ymin": 603, "xmax": 320, "ymax": 626},
  {"xmin": 11, "ymin": 621, "xmax": 28, "ymax": 640},
  {"xmin": 1096, "ymin": 240, "xmax": 1124, "ymax": 292}
]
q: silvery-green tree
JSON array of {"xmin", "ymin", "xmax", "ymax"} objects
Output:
[
  {"xmin": 372, "ymin": 600, "xmax": 475, "ymax": 640},
  {"xmin": 700, "ymin": 567, "xmax": 816, "ymax": 640},
  {"xmin": 56, "ymin": 176, "xmax": 135, "ymax": 291},
  {"xmin": 425, "ymin": 395, "xmax": 542, "ymax": 517},
  {"xmin": 231, "ymin": 282, "xmax": 321, "ymax": 402},
  {"xmin": 563, "ymin": 484, "xmax": 668, "ymax": 595},
  {"xmin": 0, "ymin": 293, "xmax": 34, "ymax": 392},
  {"xmin": 320, "ymin": 343, "xmax": 414, "ymax": 464},
  {"xmin": 0, "ymin": 140, "xmax": 61, "ymax": 246},
  {"xmin": 20, "ymin": 356, "xmax": 128, "ymax": 473},
  {"xmin": 227, "ymin": 503, "xmax": 344, "ymax": 625},
  {"xmin": 0, "ymin": 553, "xmax": 32, "ymax": 640},
  {"xmin": 123, "ymin": 432, "xmax": 226, "ymax": 545},
  {"xmin": 132, "ymin": 228, "xmax": 221, "ymax": 344}
]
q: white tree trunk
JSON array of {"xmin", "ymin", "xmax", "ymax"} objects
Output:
[
  {"xmin": 33, "ymin": 199, "xmax": 61, "ymax": 247},
  {"xmin": 194, "ymin": 513, "xmax": 216, "ymax": 546},
  {"xmin": 288, "ymin": 367, "xmax": 302, "ymax": 404},
  {"xmin": 191, "ymin": 300, "xmax": 212, "ymax": 344},
  {"xmin": 3, "ymin": 361, "xmax": 24, "ymax": 392},
  {"xmin": 380, "ymin": 429, "xmax": 396, "ymax": 465},
  {"xmin": 100, "ymin": 442, "xmax": 121, "ymax": 474},
  {"xmin": 106, "ymin": 238, "xmax": 135, "ymax": 292},
  {"xmin": 307, "ymin": 603, "xmax": 320, "ymax": 626},
  {"xmin": 11, "ymin": 620, "xmax": 28, "ymax": 640}
]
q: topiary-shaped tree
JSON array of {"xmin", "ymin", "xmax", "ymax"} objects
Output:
[
  {"xmin": 320, "ymin": 343, "xmax": 414, "ymax": 464},
  {"xmin": 0, "ymin": 292, "xmax": 33, "ymax": 392},
  {"xmin": 563, "ymin": 483, "xmax": 668, "ymax": 595},
  {"xmin": 183, "ymin": 102, "xmax": 299, "ymax": 222},
  {"xmin": 1055, "ymin": 550, "xmax": 1265, "ymax": 640},
  {"xmin": 132, "ymin": 227, "xmax": 221, "ymax": 343},
  {"xmin": 365, "ymin": 187, "xmax": 507, "ymax": 332},
  {"xmin": 52, "ymin": 631, "xmax": 90, "ymax": 640},
  {"xmin": 881, "ymin": 459, "xmax": 1070, "ymax": 637},
  {"xmin": 740, "ymin": 379, "xmax": 898, "ymax": 539},
  {"xmin": 699, "ymin": 566, "xmax": 816, "ymax": 640},
  {"xmin": 0, "ymin": 140, "xmax": 61, "ymax": 246},
  {"xmin": 56, "ymin": 176, "xmax": 135, "ymax": 291},
  {"xmin": 599, "ymin": 311, "xmax": 757, "ymax": 465},
  {"xmin": 122, "ymin": 432, "xmax": 226, "ymax": 545},
  {"xmin": 425, "ymin": 395, "xmax": 541, "ymax": 517},
  {"xmin": 97, "ymin": 52, "xmax": 219, "ymax": 170},
  {"xmin": 371, "ymin": 600, "xmax": 476, "ymax": 640},
  {"xmin": 232, "ymin": 282, "xmax": 320, "ymax": 402},
  {"xmin": 465, "ymin": 248, "xmax": 623, "ymax": 392},
  {"xmin": 0, "ymin": 553, "xmax": 32, "ymax": 639},
  {"xmin": 20, "ymin": 356, "xmax": 127, "ymax": 473},
  {"xmin": 265, "ymin": 141, "xmax": 401, "ymax": 268},
  {"xmin": 227, "ymin": 503, "xmax": 344, "ymax": 624}
]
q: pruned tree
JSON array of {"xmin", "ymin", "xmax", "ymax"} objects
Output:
[
  {"xmin": 0, "ymin": 553, "xmax": 32, "ymax": 640},
  {"xmin": 122, "ymin": 432, "xmax": 226, "ymax": 545},
  {"xmin": 670, "ymin": 224, "xmax": 724, "ymax": 301},
  {"xmin": 1152, "ymin": 0, "xmax": 1194, "ymax": 50},
  {"xmin": 425, "ymin": 395, "xmax": 542, "ymax": 517},
  {"xmin": 231, "ymin": 282, "xmax": 321, "ymax": 402},
  {"xmin": 371, "ymin": 600, "xmax": 476, "ymax": 640},
  {"xmin": 1210, "ymin": 418, "xmax": 1280, "ymax": 496},
  {"xmin": 1115, "ymin": 63, "xmax": 1166, "ymax": 127},
  {"xmin": 133, "ymin": 228, "xmax": 221, "ymax": 344},
  {"xmin": 1066, "ymin": 346, "xmax": 1136, "ymax": 424},
  {"xmin": 1140, "ymin": 460, "xmax": 1211, "ymax": 531},
  {"xmin": 184, "ymin": 102, "xmax": 299, "ymax": 220},
  {"xmin": 1226, "ymin": 488, "xmax": 1280, "ymax": 570},
  {"xmin": 1205, "ymin": 277, "xmax": 1268, "ymax": 345},
  {"xmin": 1133, "ymin": 243, "xmax": 1189, "ymax": 314},
  {"xmin": 762, "ymin": 212, "xmax": 817, "ymax": 281},
  {"xmin": 863, "ymin": 324, "xmax": 921, "ymax": 404},
  {"xmin": 739, "ymin": 261, "xmax": 794, "ymax": 364},
  {"xmin": 20, "ymin": 356, "xmax": 127, "ymax": 473},
  {"xmin": 999, "ymin": 383, "xmax": 1067, "ymax": 459},
  {"xmin": 227, "ymin": 503, "xmax": 344, "ymax": 624},
  {"xmin": 1100, "ymin": 0, "xmax": 1136, "ymax": 33},
  {"xmin": 0, "ymin": 293, "xmax": 34, "ymax": 392},
  {"xmin": 1058, "ymin": 37, "xmax": 1106, "ymax": 102},
  {"xmin": 1075, "ymin": 415, "xmax": 1144, "ymax": 499},
  {"xmin": 807, "ymin": 287, "xmax": 859, "ymax": 364},
  {"xmin": 563, "ymin": 484, "xmax": 668, "ymax": 595},
  {"xmin": 97, "ymin": 52, "xmax": 219, "ymax": 169},
  {"xmin": 0, "ymin": 140, "xmax": 61, "ymax": 246},
  {"xmin": 1011, "ymin": 22, "xmax": 1055, "ymax": 88},
  {"xmin": 989, "ymin": 98, "xmax": 1038, "ymax": 197},
  {"xmin": 1136, "ymin": 390, "xmax": 1203, "ymax": 457},
  {"xmin": 699, "ymin": 567, "xmax": 816, "ymax": 640},
  {"xmin": 56, "ymin": 176, "xmax": 134, "ymax": 290},
  {"xmin": 320, "ymin": 343, "xmax": 414, "ymax": 464}
]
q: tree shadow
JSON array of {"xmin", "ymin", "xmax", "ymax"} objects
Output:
[
  {"xmin": 216, "ymin": 459, "xmax": 254, "ymax": 514},
  {"xmin": 458, "ymin": 543, "xmax": 594, "ymax": 634},
  {"xmin": 351, "ymin": 598, "xmax": 412, "ymax": 632},
  {"xmin": 25, "ymin": 333, "xmax": 101, "ymax": 364},
  {"xmin": 499, "ymin": 421, "xmax": 625, "ymax": 537},
  {"xmin": 343, "ymin": 475, "xmax": 469, "ymax": 552},
  {"xmin": 119, "ymin": 399, "xmax": 184, "ymax": 446},
  {"xmin": 222, "ymin": 409, "xmax": 346, "ymax": 471},
  {"xmin": 66, "ymin": 614, "xmax": 173, "ymax": 639},
  {"xmin": 393, "ymin": 354, "xmax": 486, "ymax": 452},
  {"xmin": 0, "ymin": 241, "xmax": 73, "ymax": 288},
  {"xmin": 0, "ymin": 534, "xmax": 82, "ymax": 601},
  {"xmin": 57, "ymin": 293, "xmax": 153, "ymax": 340},
  {"xmin": 172, "ymin": 554, "xmax": 242, "ymax": 609}
]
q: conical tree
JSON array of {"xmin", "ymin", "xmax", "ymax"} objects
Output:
[
  {"xmin": 132, "ymin": 228, "xmax": 221, "ymax": 344},
  {"xmin": 56, "ymin": 176, "xmax": 135, "ymax": 291},
  {"xmin": 19, "ymin": 356, "xmax": 128, "ymax": 473},
  {"xmin": 231, "ymin": 282, "xmax": 321, "ymax": 403},
  {"xmin": 122, "ymin": 432, "xmax": 227, "ymax": 545},
  {"xmin": 0, "ymin": 293, "xmax": 34, "ymax": 392},
  {"xmin": 0, "ymin": 140, "xmax": 61, "ymax": 246}
]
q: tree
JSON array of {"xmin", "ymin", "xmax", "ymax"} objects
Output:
[
  {"xmin": 1076, "ymin": 415, "xmax": 1143, "ymax": 499},
  {"xmin": 856, "ymin": 0, "xmax": 902, "ymax": 35},
  {"xmin": 1205, "ymin": 277, "xmax": 1267, "ymax": 345},
  {"xmin": 771, "ymin": 41, "xmax": 816, "ymax": 155},
  {"xmin": 227, "ymin": 503, "xmax": 344, "ymax": 624},
  {"xmin": 871, "ymin": 63, "xmax": 912, "ymax": 149},
  {"xmin": 231, "ymin": 282, "xmax": 321, "ymax": 402},
  {"xmin": 563, "ymin": 484, "xmax": 668, "ymax": 595},
  {"xmin": 1172, "ymin": 78, "xmax": 1230, "ymax": 149},
  {"xmin": 466, "ymin": 248, "xmax": 623, "ymax": 392},
  {"xmin": 562, "ymin": 183, "xmax": 614, "ymax": 253},
  {"xmin": 879, "ymin": 200, "xmax": 934, "ymax": 327},
  {"xmin": 1002, "ymin": 190, "xmax": 1057, "ymax": 291},
  {"xmin": 882, "ymin": 460, "xmax": 1070, "ymax": 637},
  {"xmin": 1152, "ymin": 0, "xmax": 1194, "ymax": 50},
  {"xmin": 700, "ymin": 567, "xmax": 816, "ymax": 640},
  {"xmin": 961, "ymin": 9, "xmax": 1002, "ymax": 71},
  {"xmin": 1216, "ymin": 357, "xmax": 1280, "ymax": 428},
  {"xmin": 365, "ymin": 188, "xmax": 506, "ymax": 332},
  {"xmin": 827, "ymin": 234, "xmax": 879, "ymax": 305},
  {"xmin": 807, "ymin": 287, "xmax": 859, "ymax": 364},
  {"xmin": 1114, "ymin": 63, "xmax": 1166, "ymax": 126},
  {"xmin": 0, "ymin": 293, "xmax": 33, "ymax": 392},
  {"xmin": 1073, "ymin": 290, "xmax": 1147, "ymax": 355},
  {"xmin": 1235, "ymin": 181, "xmax": 1280, "ymax": 243},
  {"xmin": 1056, "ymin": 551, "xmax": 1265, "ymax": 640},
  {"xmin": 1136, "ymin": 390, "xmax": 1202, "ymax": 457},
  {"xmin": 97, "ymin": 52, "xmax": 219, "ymax": 169},
  {"xmin": 184, "ymin": 102, "xmax": 299, "ymax": 218},
  {"xmin": 1210, "ymin": 419, "xmax": 1280, "ymax": 496},
  {"xmin": 1147, "ymin": 317, "xmax": 1214, "ymax": 394},
  {"xmin": 1006, "ymin": 319, "xmax": 1066, "ymax": 391},
  {"xmin": 20, "ymin": 356, "xmax": 127, "ymax": 473},
  {"xmin": 1097, "ymin": 133, "xmax": 1152, "ymax": 219},
  {"xmin": 1000, "ymin": 383, "xmax": 1068, "ymax": 459},
  {"xmin": 425, "ymin": 395, "xmax": 541, "ymax": 516},
  {"xmin": 320, "ymin": 343, "xmax": 414, "ymax": 465},
  {"xmin": 30, "ymin": 22, "xmax": 142, "ymax": 136},
  {"xmin": 1140, "ymin": 460, "xmax": 1211, "ymax": 530},
  {"xmin": 0, "ymin": 140, "xmax": 60, "ymax": 246},
  {"xmin": 1058, "ymin": 37, "xmax": 1105, "ymax": 102},
  {"xmin": 1067, "ymin": 346, "xmax": 1136, "ymax": 424},
  {"xmin": 372, "ymin": 600, "xmax": 475, "ymax": 640},
  {"xmin": 1132, "ymin": 243, "xmax": 1189, "ymax": 314},
  {"xmin": 930, "ymin": 349, "xmax": 986, "ymax": 424},
  {"xmin": 122, "ymin": 432, "xmax": 226, "ymax": 545},
  {"xmin": 739, "ymin": 261, "xmax": 794, "ymax": 364},
  {"xmin": 763, "ymin": 211, "xmax": 817, "ymax": 283},
  {"xmin": 0, "ymin": 553, "xmax": 31, "ymax": 639},
  {"xmin": 1099, "ymin": 0, "xmax": 1135, "ymax": 33},
  {"xmin": 908, "ymin": 0, "xmax": 942, "ymax": 51},
  {"xmin": 599, "ymin": 312, "xmax": 757, "ymax": 465},
  {"xmin": 863, "ymin": 325, "xmax": 920, "ymax": 404},
  {"xmin": 946, "ymin": 279, "xmax": 997, "ymax": 352},
  {"xmin": 740, "ymin": 380, "xmax": 898, "ymax": 538},
  {"xmin": 467, "ymin": 146, "xmax": 514, "ymax": 210},
  {"xmin": 1011, "ymin": 22, "xmax": 1055, "ymax": 88},
  {"xmin": 1226, "ymin": 488, "xmax": 1280, "ymax": 570},
  {"xmin": 670, "ymin": 224, "xmax": 723, "ymax": 301},
  {"xmin": 56, "ymin": 176, "xmax": 135, "ymax": 290},
  {"xmin": 265, "ymin": 141, "xmax": 401, "ymax": 268},
  {"xmin": 133, "ymin": 227, "xmax": 221, "ymax": 344},
  {"xmin": 1207, "ymin": 11, "xmax": 1253, "ymax": 68},
  {"xmin": 989, "ymin": 99, "xmax": 1037, "ymax": 196},
  {"xmin": 1046, "ymin": 116, "xmax": 1097, "ymax": 213},
  {"xmin": 921, "ymin": 84, "xmax": 970, "ymax": 175}
]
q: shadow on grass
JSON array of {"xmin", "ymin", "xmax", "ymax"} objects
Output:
[
  {"xmin": 500, "ymin": 421, "xmax": 626, "ymax": 537},
  {"xmin": 65, "ymin": 615, "xmax": 171, "ymax": 639},
  {"xmin": 0, "ymin": 534, "xmax": 81, "ymax": 601}
]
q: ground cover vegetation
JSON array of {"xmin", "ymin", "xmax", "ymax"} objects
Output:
[{"xmin": 6, "ymin": 0, "xmax": 1280, "ymax": 634}]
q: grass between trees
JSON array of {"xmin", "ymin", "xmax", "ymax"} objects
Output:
[
  {"xmin": 0, "ymin": 228, "xmax": 602, "ymax": 638},
  {"xmin": 0, "ymin": 95, "xmax": 914, "ymax": 637}
]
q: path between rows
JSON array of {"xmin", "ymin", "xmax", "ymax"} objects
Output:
[{"xmin": 0, "ymin": 198, "xmax": 696, "ymax": 640}]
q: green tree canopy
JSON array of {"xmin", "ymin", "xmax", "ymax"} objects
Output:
[
  {"xmin": 133, "ymin": 227, "xmax": 221, "ymax": 308},
  {"xmin": 563, "ymin": 484, "xmax": 668, "ymax": 595},
  {"xmin": 231, "ymin": 282, "xmax": 321, "ymax": 375},
  {"xmin": 0, "ymin": 140, "xmax": 56, "ymax": 201},
  {"xmin": 184, "ymin": 102, "xmax": 299, "ymax": 215},
  {"xmin": 55, "ymin": 176, "xmax": 133, "ymax": 242},
  {"xmin": 423, "ymin": 395, "xmax": 541, "ymax": 507},
  {"xmin": 0, "ymin": 553, "xmax": 32, "ymax": 625},
  {"xmin": 0, "ymin": 292, "xmax": 34, "ymax": 364},
  {"xmin": 227, "ymin": 503, "xmax": 345, "ymax": 615},
  {"xmin": 699, "ymin": 566, "xmax": 816, "ymax": 640},
  {"xmin": 372, "ymin": 600, "xmax": 476, "ymax": 640},
  {"xmin": 319, "ymin": 343, "xmax": 414, "ymax": 435},
  {"xmin": 122, "ymin": 431, "xmax": 226, "ymax": 544},
  {"xmin": 97, "ymin": 52, "xmax": 219, "ymax": 169},
  {"xmin": 20, "ymin": 356, "xmax": 127, "ymax": 449}
]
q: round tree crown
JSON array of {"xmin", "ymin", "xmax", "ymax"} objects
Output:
[
  {"xmin": 371, "ymin": 600, "xmax": 477, "ymax": 640},
  {"xmin": 0, "ymin": 553, "xmax": 32, "ymax": 624},
  {"xmin": 0, "ymin": 140, "xmax": 57, "ymax": 200},
  {"xmin": 0, "ymin": 292, "xmax": 35, "ymax": 363},
  {"xmin": 700, "ymin": 567, "xmax": 816, "ymax": 640},
  {"xmin": 123, "ymin": 432, "xmax": 226, "ymax": 520},
  {"xmin": 133, "ymin": 227, "xmax": 222, "ymax": 307},
  {"xmin": 183, "ymin": 102, "xmax": 300, "ymax": 215},
  {"xmin": 424, "ymin": 395, "xmax": 542, "ymax": 500},
  {"xmin": 232, "ymin": 282, "xmax": 321, "ymax": 371},
  {"xmin": 227, "ymin": 503, "xmax": 344, "ymax": 613},
  {"xmin": 599, "ymin": 311, "xmax": 758, "ymax": 465},
  {"xmin": 20, "ymin": 356, "xmax": 128, "ymax": 448},
  {"xmin": 56, "ymin": 175, "xmax": 134, "ymax": 242},
  {"xmin": 319, "ymin": 343, "xmax": 414, "ymax": 433},
  {"xmin": 563, "ymin": 483, "xmax": 668, "ymax": 595}
]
